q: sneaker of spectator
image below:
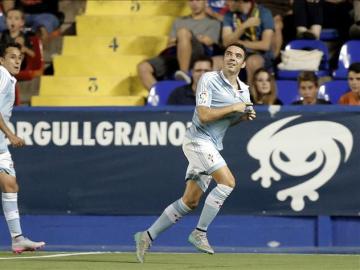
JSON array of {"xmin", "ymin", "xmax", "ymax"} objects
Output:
[{"xmin": 174, "ymin": 70, "xmax": 192, "ymax": 84}]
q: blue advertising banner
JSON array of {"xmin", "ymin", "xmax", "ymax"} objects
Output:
[{"xmin": 8, "ymin": 106, "xmax": 360, "ymax": 216}]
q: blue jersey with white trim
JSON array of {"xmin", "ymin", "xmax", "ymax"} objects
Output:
[
  {"xmin": 0, "ymin": 66, "xmax": 16, "ymax": 153},
  {"xmin": 185, "ymin": 71, "xmax": 251, "ymax": 150}
]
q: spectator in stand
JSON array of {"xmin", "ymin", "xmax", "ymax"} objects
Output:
[
  {"xmin": 222, "ymin": 0, "xmax": 274, "ymax": 85},
  {"xmin": 293, "ymin": 0, "xmax": 323, "ymax": 40},
  {"xmin": 2, "ymin": 0, "xmax": 61, "ymax": 43},
  {"xmin": 292, "ymin": 71, "xmax": 331, "ymax": 105},
  {"xmin": 349, "ymin": 0, "xmax": 360, "ymax": 39},
  {"xmin": 323, "ymin": 0, "xmax": 353, "ymax": 42},
  {"xmin": 137, "ymin": 0, "xmax": 220, "ymax": 91},
  {"xmin": 338, "ymin": 62, "xmax": 360, "ymax": 105},
  {"xmin": 250, "ymin": 68, "xmax": 282, "ymax": 105},
  {"xmin": 256, "ymin": 0, "xmax": 293, "ymax": 59},
  {"xmin": 0, "ymin": 8, "xmax": 35, "ymax": 70},
  {"xmin": 167, "ymin": 56, "xmax": 213, "ymax": 105},
  {"xmin": 205, "ymin": 0, "xmax": 229, "ymax": 21}
]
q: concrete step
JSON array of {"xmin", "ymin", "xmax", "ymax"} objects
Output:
[
  {"xmin": 53, "ymin": 54, "xmax": 147, "ymax": 76},
  {"xmin": 76, "ymin": 15, "xmax": 174, "ymax": 36},
  {"xmin": 62, "ymin": 36, "xmax": 167, "ymax": 56},
  {"xmin": 85, "ymin": 0, "xmax": 189, "ymax": 16},
  {"xmin": 31, "ymin": 95, "xmax": 145, "ymax": 106}
]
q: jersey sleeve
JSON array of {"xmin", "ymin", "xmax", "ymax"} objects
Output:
[
  {"xmin": 196, "ymin": 73, "xmax": 212, "ymax": 107},
  {"xmin": 0, "ymin": 68, "xmax": 10, "ymax": 94}
]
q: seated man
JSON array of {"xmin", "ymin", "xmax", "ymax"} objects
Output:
[
  {"xmin": 292, "ymin": 71, "xmax": 331, "ymax": 105},
  {"xmin": 167, "ymin": 56, "xmax": 213, "ymax": 105},
  {"xmin": 137, "ymin": 0, "xmax": 220, "ymax": 90},
  {"xmin": 222, "ymin": 0, "xmax": 274, "ymax": 84},
  {"xmin": 338, "ymin": 62, "xmax": 360, "ymax": 105}
]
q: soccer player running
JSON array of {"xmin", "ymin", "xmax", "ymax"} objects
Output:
[
  {"xmin": 135, "ymin": 43, "xmax": 255, "ymax": 263},
  {"xmin": 0, "ymin": 42, "xmax": 45, "ymax": 253}
]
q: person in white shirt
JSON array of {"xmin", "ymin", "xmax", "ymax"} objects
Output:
[
  {"xmin": 0, "ymin": 42, "xmax": 45, "ymax": 253},
  {"xmin": 134, "ymin": 43, "xmax": 256, "ymax": 263}
]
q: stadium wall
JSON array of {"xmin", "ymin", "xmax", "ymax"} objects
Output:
[{"xmin": 0, "ymin": 106, "xmax": 359, "ymax": 251}]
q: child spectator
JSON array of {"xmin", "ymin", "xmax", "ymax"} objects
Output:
[
  {"xmin": 0, "ymin": 8, "xmax": 35, "ymax": 69},
  {"xmin": 338, "ymin": 62, "xmax": 360, "ymax": 105},
  {"xmin": 250, "ymin": 67, "xmax": 282, "ymax": 105},
  {"xmin": 292, "ymin": 71, "xmax": 331, "ymax": 105}
]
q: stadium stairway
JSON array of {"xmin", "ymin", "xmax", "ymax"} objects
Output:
[{"xmin": 31, "ymin": 0, "xmax": 189, "ymax": 107}]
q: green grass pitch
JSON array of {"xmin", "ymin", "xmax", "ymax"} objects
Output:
[{"xmin": 0, "ymin": 252, "xmax": 359, "ymax": 270}]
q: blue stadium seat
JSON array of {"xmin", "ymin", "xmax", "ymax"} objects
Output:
[
  {"xmin": 276, "ymin": 80, "xmax": 299, "ymax": 105},
  {"xmin": 147, "ymin": 80, "xmax": 188, "ymax": 106},
  {"xmin": 318, "ymin": 80, "xmax": 349, "ymax": 104},
  {"xmin": 277, "ymin": 39, "xmax": 330, "ymax": 80},
  {"xmin": 320, "ymin": 28, "xmax": 339, "ymax": 41},
  {"xmin": 333, "ymin": 40, "xmax": 360, "ymax": 79}
]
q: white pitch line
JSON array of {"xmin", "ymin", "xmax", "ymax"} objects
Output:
[{"xmin": 0, "ymin": 251, "xmax": 116, "ymax": 260}]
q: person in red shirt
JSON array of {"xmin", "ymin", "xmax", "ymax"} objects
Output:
[{"xmin": 338, "ymin": 62, "xmax": 360, "ymax": 105}]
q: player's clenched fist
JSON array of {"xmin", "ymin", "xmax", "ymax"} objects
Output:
[{"xmin": 231, "ymin": 102, "xmax": 253, "ymax": 113}]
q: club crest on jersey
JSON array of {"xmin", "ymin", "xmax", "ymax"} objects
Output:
[
  {"xmin": 198, "ymin": 92, "xmax": 208, "ymax": 105},
  {"xmin": 247, "ymin": 115, "xmax": 353, "ymax": 212}
]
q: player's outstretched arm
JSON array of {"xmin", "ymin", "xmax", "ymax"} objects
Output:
[
  {"xmin": 197, "ymin": 102, "xmax": 253, "ymax": 124},
  {"xmin": 0, "ymin": 112, "xmax": 25, "ymax": 147}
]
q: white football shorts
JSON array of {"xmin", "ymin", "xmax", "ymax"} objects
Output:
[
  {"xmin": 182, "ymin": 136, "xmax": 226, "ymax": 192},
  {"xmin": 0, "ymin": 151, "xmax": 16, "ymax": 176}
]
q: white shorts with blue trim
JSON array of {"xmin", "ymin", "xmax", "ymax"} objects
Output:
[
  {"xmin": 0, "ymin": 151, "xmax": 16, "ymax": 176},
  {"xmin": 182, "ymin": 136, "xmax": 226, "ymax": 192}
]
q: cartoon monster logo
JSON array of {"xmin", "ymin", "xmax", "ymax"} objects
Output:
[{"xmin": 247, "ymin": 115, "xmax": 353, "ymax": 211}]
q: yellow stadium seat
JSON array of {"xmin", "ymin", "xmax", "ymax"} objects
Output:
[
  {"xmin": 39, "ymin": 76, "xmax": 131, "ymax": 96},
  {"xmin": 85, "ymin": 0, "xmax": 190, "ymax": 16},
  {"xmin": 53, "ymin": 54, "xmax": 147, "ymax": 76},
  {"xmin": 62, "ymin": 36, "xmax": 167, "ymax": 56},
  {"xmin": 31, "ymin": 96, "xmax": 145, "ymax": 107},
  {"xmin": 76, "ymin": 15, "xmax": 174, "ymax": 36}
]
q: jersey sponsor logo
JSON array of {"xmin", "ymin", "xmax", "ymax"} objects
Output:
[{"xmin": 247, "ymin": 115, "xmax": 353, "ymax": 212}]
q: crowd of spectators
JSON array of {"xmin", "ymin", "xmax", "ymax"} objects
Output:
[{"xmin": 142, "ymin": 0, "xmax": 360, "ymax": 107}]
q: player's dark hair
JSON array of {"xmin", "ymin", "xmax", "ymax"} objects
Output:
[
  {"xmin": 5, "ymin": 8, "xmax": 25, "ymax": 20},
  {"xmin": 224, "ymin": 43, "xmax": 247, "ymax": 59},
  {"xmin": 348, "ymin": 62, "xmax": 360, "ymax": 74},
  {"xmin": 0, "ymin": 42, "xmax": 22, "ymax": 57}
]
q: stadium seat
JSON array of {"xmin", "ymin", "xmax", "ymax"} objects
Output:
[
  {"xmin": 62, "ymin": 36, "xmax": 167, "ymax": 56},
  {"xmin": 15, "ymin": 36, "xmax": 44, "ymax": 81},
  {"xmin": 85, "ymin": 0, "xmax": 190, "ymax": 16},
  {"xmin": 276, "ymin": 80, "xmax": 299, "ymax": 105},
  {"xmin": 76, "ymin": 15, "xmax": 174, "ymax": 36},
  {"xmin": 333, "ymin": 40, "xmax": 360, "ymax": 79},
  {"xmin": 318, "ymin": 80, "xmax": 349, "ymax": 104},
  {"xmin": 147, "ymin": 80, "xmax": 188, "ymax": 106},
  {"xmin": 277, "ymin": 39, "xmax": 330, "ymax": 80},
  {"xmin": 320, "ymin": 28, "xmax": 338, "ymax": 41}
]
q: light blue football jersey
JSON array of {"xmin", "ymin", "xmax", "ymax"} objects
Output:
[
  {"xmin": 0, "ymin": 66, "xmax": 16, "ymax": 153},
  {"xmin": 185, "ymin": 71, "xmax": 251, "ymax": 150}
]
